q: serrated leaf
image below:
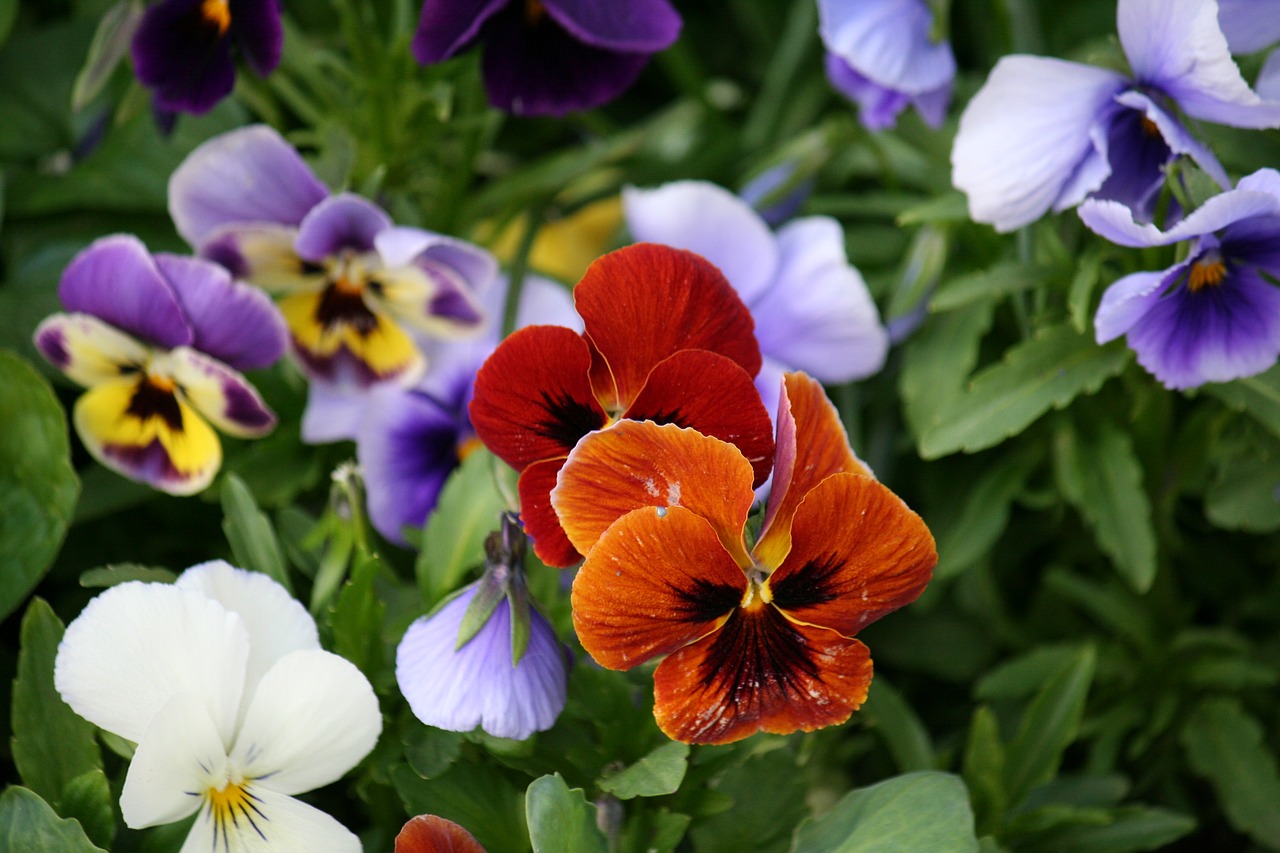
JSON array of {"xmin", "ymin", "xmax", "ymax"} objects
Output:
[
  {"xmin": 1182, "ymin": 698, "xmax": 1280, "ymax": 848},
  {"xmin": 0, "ymin": 352, "xmax": 80, "ymax": 622},
  {"xmin": 919, "ymin": 326, "xmax": 1129, "ymax": 459},
  {"xmin": 416, "ymin": 449, "xmax": 509, "ymax": 606},
  {"xmin": 78, "ymin": 563, "xmax": 176, "ymax": 588},
  {"xmin": 900, "ymin": 299, "xmax": 997, "ymax": 440},
  {"xmin": 860, "ymin": 678, "xmax": 934, "ymax": 773},
  {"xmin": 220, "ymin": 472, "xmax": 291, "ymax": 593},
  {"xmin": 57, "ymin": 771, "xmax": 115, "ymax": 851},
  {"xmin": 792, "ymin": 771, "xmax": 979, "ymax": 853},
  {"xmin": 1205, "ymin": 365, "xmax": 1280, "ymax": 443},
  {"xmin": 598, "ymin": 741, "xmax": 690, "ymax": 799},
  {"xmin": 71, "ymin": 1, "xmax": 143, "ymax": 111},
  {"xmin": 931, "ymin": 263, "xmax": 1052, "ymax": 313},
  {"xmin": 10, "ymin": 599, "xmax": 101, "ymax": 807},
  {"xmin": 1005, "ymin": 645, "xmax": 1096, "ymax": 807},
  {"xmin": 0, "ymin": 787, "xmax": 106, "ymax": 853},
  {"xmin": 526, "ymin": 773, "xmax": 607, "ymax": 853}
]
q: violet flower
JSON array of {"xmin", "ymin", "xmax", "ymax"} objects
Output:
[
  {"xmin": 132, "ymin": 0, "xmax": 283, "ymax": 114},
  {"xmin": 952, "ymin": 0, "xmax": 1280, "ymax": 232},
  {"xmin": 168, "ymin": 125, "xmax": 497, "ymax": 391},
  {"xmin": 33, "ymin": 235, "xmax": 285, "ymax": 495},
  {"xmin": 1079, "ymin": 168, "xmax": 1280, "ymax": 389},
  {"xmin": 817, "ymin": 0, "xmax": 955, "ymax": 131},
  {"xmin": 411, "ymin": 0, "xmax": 681, "ymax": 116}
]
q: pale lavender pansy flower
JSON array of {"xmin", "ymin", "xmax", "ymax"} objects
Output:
[
  {"xmin": 952, "ymin": 0, "xmax": 1280, "ymax": 232},
  {"xmin": 817, "ymin": 0, "xmax": 955, "ymax": 131},
  {"xmin": 169, "ymin": 125, "xmax": 497, "ymax": 391},
  {"xmin": 1217, "ymin": 0, "xmax": 1280, "ymax": 54},
  {"xmin": 411, "ymin": 0, "xmax": 681, "ymax": 116},
  {"xmin": 54, "ymin": 560, "xmax": 381, "ymax": 852},
  {"xmin": 623, "ymin": 180, "xmax": 889, "ymax": 418},
  {"xmin": 33, "ymin": 235, "xmax": 285, "ymax": 495},
  {"xmin": 1079, "ymin": 168, "xmax": 1280, "ymax": 389}
]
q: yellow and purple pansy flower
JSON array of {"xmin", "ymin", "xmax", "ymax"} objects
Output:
[{"xmin": 34, "ymin": 235, "xmax": 286, "ymax": 495}]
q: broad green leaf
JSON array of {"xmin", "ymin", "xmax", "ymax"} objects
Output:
[
  {"xmin": 1182, "ymin": 698, "xmax": 1280, "ymax": 848},
  {"xmin": 1053, "ymin": 421, "xmax": 1157, "ymax": 592},
  {"xmin": 220, "ymin": 472, "xmax": 291, "ymax": 593},
  {"xmin": 10, "ymin": 599, "xmax": 101, "ymax": 806},
  {"xmin": 78, "ymin": 563, "xmax": 175, "ymax": 588},
  {"xmin": 1020, "ymin": 807, "xmax": 1194, "ymax": 853},
  {"xmin": 1206, "ymin": 448, "xmax": 1280, "ymax": 533},
  {"xmin": 691, "ymin": 750, "xmax": 807, "ymax": 853},
  {"xmin": 861, "ymin": 677, "xmax": 935, "ymax": 772},
  {"xmin": 417, "ymin": 448, "xmax": 509, "ymax": 606},
  {"xmin": 0, "ymin": 787, "xmax": 106, "ymax": 853},
  {"xmin": 402, "ymin": 726, "xmax": 464, "ymax": 780},
  {"xmin": 0, "ymin": 352, "xmax": 80, "ymax": 622},
  {"xmin": 975, "ymin": 644, "xmax": 1085, "ymax": 701},
  {"xmin": 1005, "ymin": 645, "xmax": 1096, "ymax": 807},
  {"xmin": 618, "ymin": 808, "xmax": 691, "ymax": 853},
  {"xmin": 526, "ymin": 773, "xmax": 607, "ymax": 853},
  {"xmin": 900, "ymin": 299, "xmax": 996, "ymax": 440},
  {"xmin": 393, "ymin": 763, "xmax": 529, "ymax": 853},
  {"xmin": 919, "ymin": 326, "xmax": 1129, "ymax": 459},
  {"xmin": 71, "ymin": 1, "xmax": 143, "ymax": 111},
  {"xmin": 598, "ymin": 741, "xmax": 690, "ymax": 800},
  {"xmin": 329, "ymin": 549, "xmax": 387, "ymax": 685},
  {"xmin": 933, "ymin": 449, "xmax": 1039, "ymax": 579},
  {"xmin": 931, "ymin": 262, "xmax": 1051, "ymax": 312},
  {"xmin": 791, "ymin": 771, "xmax": 979, "ymax": 853},
  {"xmin": 57, "ymin": 771, "xmax": 115, "ymax": 851},
  {"xmin": 1204, "ymin": 363, "xmax": 1280, "ymax": 443}
]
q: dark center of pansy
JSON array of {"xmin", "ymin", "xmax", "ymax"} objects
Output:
[
  {"xmin": 314, "ymin": 254, "xmax": 384, "ymax": 336},
  {"xmin": 1140, "ymin": 116, "xmax": 1161, "ymax": 137},
  {"xmin": 523, "ymin": 0, "xmax": 548, "ymax": 26},
  {"xmin": 199, "ymin": 0, "xmax": 232, "ymax": 36},
  {"xmin": 1187, "ymin": 252, "xmax": 1227, "ymax": 293},
  {"xmin": 739, "ymin": 570, "xmax": 773, "ymax": 612},
  {"xmin": 127, "ymin": 375, "xmax": 185, "ymax": 430}
]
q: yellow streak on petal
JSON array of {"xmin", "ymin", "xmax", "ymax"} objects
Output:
[{"xmin": 201, "ymin": 0, "xmax": 231, "ymax": 35}]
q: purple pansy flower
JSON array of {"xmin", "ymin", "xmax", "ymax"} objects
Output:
[
  {"xmin": 817, "ymin": 0, "xmax": 955, "ymax": 131},
  {"xmin": 953, "ymin": 0, "xmax": 1280, "ymax": 232},
  {"xmin": 1079, "ymin": 168, "xmax": 1280, "ymax": 389},
  {"xmin": 33, "ymin": 235, "xmax": 286, "ymax": 494},
  {"xmin": 169, "ymin": 125, "xmax": 497, "ymax": 391},
  {"xmin": 623, "ymin": 180, "xmax": 889, "ymax": 419},
  {"xmin": 132, "ymin": 0, "xmax": 283, "ymax": 114},
  {"xmin": 411, "ymin": 0, "xmax": 681, "ymax": 116},
  {"xmin": 1217, "ymin": 0, "xmax": 1280, "ymax": 54}
]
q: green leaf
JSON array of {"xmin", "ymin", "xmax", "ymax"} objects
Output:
[
  {"xmin": 618, "ymin": 808, "xmax": 691, "ymax": 853},
  {"xmin": 1182, "ymin": 698, "xmax": 1280, "ymax": 848},
  {"xmin": 0, "ymin": 0, "xmax": 16, "ymax": 46},
  {"xmin": 0, "ymin": 787, "xmax": 106, "ymax": 853},
  {"xmin": 1053, "ymin": 421, "xmax": 1157, "ymax": 592},
  {"xmin": 931, "ymin": 262, "xmax": 1052, "ymax": 313},
  {"xmin": 975, "ymin": 644, "xmax": 1085, "ymax": 701},
  {"xmin": 526, "ymin": 773, "xmax": 608, "ymax": 853},
  {"xmin": 933, "ymin": 449, "xmax": 1039, "ymax": 579},
  {"xmin": 78, "ymin": 563, "xmax": 176, "ymax": 588},
  {"xmin": 329, "ymin": 549, "xmax": 387, "ymax": 684},
  {"xmin": 896, "ymin": 192, "xmax": 969, "ymax": 225},
  {"xmin": 402, "ymin": 726, "xmax": 465, "ymax": 780},
  {"xmin": 919, "ymin": 326, "xmax": 1129, "ymax": 459},
  {"xmin": 791, "ymin": 771, "xmax": 979, "ymax": 853},
  {"xmin": 220, "ymin": 472, "xmax": 291, "ymax": 593},
  {"xmin": 1204, "ymin": 363, "xmax": 1280, "ymax": 443},
  {"xmin": 57, "ymin": 771, "xmax": 115, "ymax": 851},
  {"xmin": 962, "ymin": 706, "xmax": 1007, "ymax": 836},
  {"xmin": 416, "ymin": 449, "xmax": 509, "ymax": 606},
  {"xmin": 860, "ymin": 678, "xmax": 935, "ymax": 773},
  {"xmin": 71, "ymin": 1, "xmax": 143, "ymax": 111},
  {"xmin": 393, "ymin": 763, "xmax": 529, "ymax": 853},
  {"xmin": 0, "ymin": 352, "xmax": 80, "ymax": 622},
  {"xmin": 1020, "ymin": 806, "xmax": 1194, "ymax": 853},
  {"xmin": 900, "ymin": 299, "xmax": 996, "ymax": 440},
  {"xmin": 1205, "ymin": 446, "xmax": 1280, "ymax": 533},
  {"xmin": 598, "ymin": 741, "xmax": 690, "ymax": 800},
  {"xmin": 10, "ymin": 599, "xmax": 101, "ymax": 807},
  {"xmin": 1004, "ymin": 645, "xmax": 1096, "ymax": 807},
  {"xmin": 691, "ymin": 750, "xmax": 807, "ymax": 853},
  {"xmin": 1067, "ymin": 255, "xmax": 1102, "ymax": 335}
]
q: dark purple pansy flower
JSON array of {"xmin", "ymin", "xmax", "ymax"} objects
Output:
[
  {"xmin": 132, "ymin": 0, "xmax": 283, "ymax": 114},
  {"xmin": 411, "ymin": 0, "xmax": 681, "ymax": 116}
]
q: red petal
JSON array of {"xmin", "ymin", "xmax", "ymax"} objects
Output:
[
  {"xmin": 518, "ymin": 458, "xmax": 583, "ymax": 568},
  {"xmin": 396, "ymin": 815, "xmax": 488, "ymax": 853},
  {"xmin": 469, "ymin": 325, "xmax": 608, "ymax": 471},
  {"xmin": 767, "ymin": 473, "xmax": 936, "ymax": 637},
  {"xmin": 653, "ymin": 609, "xmax": 873, "ymax": 745},
  {"xmin": 571, "ymin": 505, "xmax": 746, "ymax": 670},
  {"xmin": 575, "ymin": 244, "xmax": 761, "ymax": 410},
  {"xmin": 625, "ymin": 349, "xmax": 775, "ymax": 488}
]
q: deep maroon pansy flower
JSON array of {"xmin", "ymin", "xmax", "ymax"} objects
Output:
[{"xmin": 412, "ymin": 0, "xmax": 681, "ymax": 116}]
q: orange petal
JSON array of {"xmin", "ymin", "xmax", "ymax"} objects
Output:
[
  {"xmin": 653, "ymin": 609, "xmax": 873, "ymax": 745},
  {"xmin": 767, "ymin": 473, "xmax": 936, "ymax": 637},
  {"xmin": 552, "ymin": 421, "xmax": 754, "ymax": 567},
  {"xmin": 518, "ymin": 457, "xmax": 583, "ymax": 568},
  {"xmin": 396, "ymin": 815, "xmax": 487, "ymax": 853},
  {"xmin": 571, "ymin": 505, "xmax": 746, "ymax": 671},
  {"xmin": 755, "ymin": 372, "xmax": 869, "ymax": 567}
]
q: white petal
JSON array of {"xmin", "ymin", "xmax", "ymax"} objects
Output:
[
  {"xmin": 230, "ymin": 650, "xmax": 381, "ymax": 796},
  {"xmin": 179, "ymin": 785, "xmax": 361, "ymax": 853},
  {"xmin": 120, "ymin": 692, "xmax": 226, "ymax": 829},
  {"xmin": 55, "ymin": 582, "xmax": 248, "ymax": 745}
]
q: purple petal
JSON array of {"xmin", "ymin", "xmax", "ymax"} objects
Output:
[
  {"xmin": 825, "ymin": 54, "xmax": 911, "ymax": 131},
  {"xmin": 1079, "ymin": 176, "xmax": 1280, "ymax": 247},
  {"xmin": 154, "ymin": 254, "xmax": 287, "ymax": 370},
  {"xmin": 396, "ymin": 588, "xmax": 567, "ymax": 740},
  {"xmin": 411, "ymin": 0, "xmax": 508, "ymax": 64},
  {"xmin": 1260, "ymin": 48, "xmax": 1280, "ymax": 99},
  {"xmin": 130, "ymin": 0, "xmax": 234, "ymax": 114},
  {"xmin": 229, "ymin": 0, "xmax": 282, "ymax": 77},
  {"xmin": 167, "ymin": 348, "xmax": 276, "ymax": 437},
  {"xmin": 1115, "ymin": 91, "xmax": 1229, "ymax": 189},
  {"xmin": 294, "ymin": 194, "xmax": 392, "ymax": 261},
  {"xmin": 376, "ymin": 228, "xmax": 499, "ymax": 293},
  {"xmin": 1218, "ymin": 0, "xmax": 1280, "ymax": 54},
  {"xmin": 911, "ymin": 80, "xmax": 952, "ymax": 129},
  {"xmin": 59, "ymin": 235, "xmax": 193, "ymax": 349},
  {"xmin": 542, "ymin": 0, "xmax": 680, "ymax": 52},
  {"xmin": 300, "ymin": 382, "xmax": 368, "ymax": 444},
  {"xmin": 1094, "ymin": 267, "xmax": 1181, "ymax": 343},
  {"xmin": 1090, "ymin": 98, "xmax": 1174, "ymax": 217},
  {"xmin": 169, "ymin": 125, "xmax": 329, "ymax": 246},
  {"xmin": 739, "ymin": 162, "xmax": 813, "ymax": 227},
  {"xmin": 951, "ymin": 55, "xmax": 1126, "ymax": 231},
  {"xmin": 817, "ymin": 0, "xmax": 954, "ymax": 95}
]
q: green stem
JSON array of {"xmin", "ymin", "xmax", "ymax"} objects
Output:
[{"xmin": 501, "ymin": 205, "xmax": 546, "ymax": 339}]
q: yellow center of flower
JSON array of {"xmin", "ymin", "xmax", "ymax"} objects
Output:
[
  {"xmin": 457, "ymin": 435, "xmax": 483, "ymax": 462},
  {"xmin": 740, "ymin": 569, "xmax": 773, "ymax": 612},
  {"xmin": 200, "ymin": 0, "xmax": 232, "ymax": 35},
  {"xmin": 1188, "ymin": 255, "xmax": 1227, "ymax": 293},
  {"xmin": 524, "ymin": 0, "xmax": 547, "ymax": 25},
  {"xmin": 207, "ymin": 779, "xmax": 266, "ymax": 842}
]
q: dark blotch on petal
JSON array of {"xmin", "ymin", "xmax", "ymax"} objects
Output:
[
  {"xmin": 316, "ymin": 285, "xmax": 380, "ymax": 336},
  {"xmin": 673, "ymin": 578, "xmax": 742, "ymax": 624},
  {"xmin": 131, "ymin": 0, "xmax": 236, "ymax": 114},
  {"xmin": 698, "ymin": 606, "xmax": 822, "ymax": 701},
  {"xmin": 127, "ymin": 378, "xmax": 184, "ymax": 431},
  {"xmin": 223, "ymin": 381, "xmax": 274, "ymax": 431},
  {"xmin": 770, "ymin": 554, "xmax": 842, "ymax": 612},
  {"xmin": 533, "ymin": 389, "xmax": 606, "ymax": 451},
  {"xmin": 35, "ymin": 327, "xmax": 70, "ymax": 370}
]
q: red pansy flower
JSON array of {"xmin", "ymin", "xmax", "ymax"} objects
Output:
[
  {"xmin": 469, "ymin": 243, "xmax": 774, "ymax": 566},
  {"xmin": 396, "ymin": 814, "xmax": 487, "ymax": 852}
]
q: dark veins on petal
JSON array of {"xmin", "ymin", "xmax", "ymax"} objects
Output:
[
  {"xmin": 315, "ymin": 285, "xmax": 379, "ymax": 336},
  {"xmin": 533, "ymin": 390, "xmax": 605, "ymax": 450},
  {"xmin": 127, "ymin": 378, "xmax": 184, "ymax": 430},
  {"xmin": 672, "ymin": 577, "xmax": 742, "ymax": 624},
  {"xmin": 770, "ymin": 554, "xmax": 843, "ymax": 612},
  {"xmin": 698, "ymin": 606, "xmax": 822, "ymax": 701}
]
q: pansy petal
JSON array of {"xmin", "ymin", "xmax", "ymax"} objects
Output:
[
  {"xmin": 1079, "ymin": 184, "xmax": 1280, "ymax": 248},
  {"xmin": 622, "ymin": 182, "xmax": 778, "ymax": 306},
  {"xmin": 397, "ymin": 815, "xmax": 488, "ymax": 853},
  {"xmin": 59, "ymin": 235, "xmax": 192, "ymax": 349},
  {"xmin": 1113, "ymin": 91, "xmax": 1229, "ymax": 192},
  {"xmin": 817, "ymin": 0, "xmax": 954, "ymax": 94},
  {"xmin": 751, "ymin": 216, "xmax": 889, "ymax": 382},
  {"xmin": 553, "ymin": 421, "xmax": 755, "ymax": 566},
  {"xmin": 169, "ymin": 125, "xmax": 329, "ymax": 246},
  {"xmin": 130, "ymin": 0, "xmax": 234, "ymax": 114},
  {"xmin": 652, "ymin": 610, "xmax": 873, "ymax": 745},
  {"xmin": 155, "ymin": 254, "xmax": 287, "ymax": 370},
  {"xmin": 120, "ymin": 691, "xmax": 226, "ymax": 828},
  {"xmin": 575, "ymin": 244, "xmax": 761, "ymax": 409},
  {"xmin": 625, "ymin": 350, "xmax": 775, "ymax": 487},
  {"xmin": 34, "ymin": 313, "xmax": 150, "ymax": 387},
  {"xmin": 1259, "ymin": 48, "xmax": 1280, "ymax": 100},
  {"xmin": 768, "ymin": 473, "xmax": 935, "ymax": 637},
  {"xmin": 571, "ymin": 505, "xmax": 746, "ymax": 670},
  {"xmin": 200, "ymin": 223, "xmax": 315, "ymax": 293},
  {"xmin": 280, "ymin": 290, "xmax": 424, "ymax": 387},
  {"xmin": 375, "ymin": 227, "xmax": 500, "ymax": 294},
  {"xmin": 470, "ymin": 325, "xmax": 607, "ymax": 470},
  {"xmin": 952, "ymin": 55, "xmax": 1126, "ymax": 231},
  {"xmin": 372, "ymin": 262, "xmax": 487, "ymax": 339},
  {"xmin": 179, "ymin": 786, "xmax": 361, "ymax": 853},
  {"xmin": 411, "ymin": 0, "xmax": 508, "ymax": 63},
  {"xmin": 301, "ymin": 382, "xmax": 368, "ymax": 444},
  {"xmin": 229, "ymin": 0, "xmax": 283, "ymax": 77},
  {"xmin": 542, "ymin": 0, "xmax": 680, "ymax": 52},
  {"xmin": 1218, "ymin": 0, "xmax": 1280, "ymax": 54},
  {"xmin": 519, "ymin": 457, "xmax": 582, "ymax": 567},
  {"xmin": 165, "ymin": 348, "xmax": 276, "ymax": 438},
  {"xmin": 1094, "ymin": 268, "xmax": 1181, "ymax": 343},
  {"xmin": 294, "ymin": 194, "xmax": 392, "ymax": 261},
  {"xmin": 54, "ymin": 581, "xmax": 248, "ymax": 744},
  {"xmin": 74, "ymin": 376, "xmax": 223, "ymax": 495},
  {"xmin": 825, "ymin": 56, "xmax": 911, "ymax": 131}
]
